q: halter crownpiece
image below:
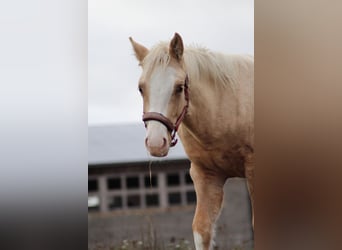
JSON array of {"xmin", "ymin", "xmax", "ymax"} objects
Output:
[{"xmin": 142, "ymin": 75, "xmax": 189, "ymax": 147}]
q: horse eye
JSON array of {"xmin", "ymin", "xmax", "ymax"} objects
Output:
[{"xmin": 175, "ymin": 85, "xmax": 183, "ymax": 94}]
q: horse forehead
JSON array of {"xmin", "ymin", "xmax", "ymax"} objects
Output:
[
  {"xmin": 146, "ymin": 66, "xmax": 176, "ymax": 113},
  {"xmin": 146, "ymin": 66, "xmax": 178, "ymax": 86},
  {"xmin": 155, "ymin": 65, "xmax": 177, "ymax": 77},
  {"xmin": 142, "ymin": 59, "xmax": 183, "ymax": 78}
]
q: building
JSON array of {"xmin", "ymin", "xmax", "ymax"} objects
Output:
[
  {"xmin": 88, "ymin": 123, "xmax": 195, "ymax": 213},
  {"xmin": 88, "ymin": 124, "xmax": 253, "ymax": 249}
]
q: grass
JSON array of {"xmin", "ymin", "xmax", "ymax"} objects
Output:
[
  {"xmin": 110, "ymin": 216, "xmax": 192, "ymax": 250},
  {"xmin": 92, "ymin": 238, "xmax": 252, "ymax": 250},
  {"xmin": 89, "ymin": 214, "xmax": 253, "ymax": 250},
  {"xmin": 91, "ymin": 216, "xmax": 192, "ymax": 250},
  {"xmin": 107, "ymin": 238, "xmax": 192, "ymax": 250}
]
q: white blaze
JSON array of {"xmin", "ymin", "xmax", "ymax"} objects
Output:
[
  {"xmin": 149, "ymin": 66, "xmax": 176, "ymax": 115},
  {"xmin": 146, "ymin": 66, "xmax": 176, "ymax": 148}
]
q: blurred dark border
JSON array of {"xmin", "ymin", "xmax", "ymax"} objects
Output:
[
  {"xmin": 256, "ymin": 1, "xmax": 342, "ymax": 249},
  {"xmin": 0, "ymin": 1, "xmax": 87, "ymax": 250}
]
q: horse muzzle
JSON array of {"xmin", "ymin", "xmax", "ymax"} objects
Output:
[{"xmin": 144, "ymin": 121, "xmax": 170, "ymax": 157}]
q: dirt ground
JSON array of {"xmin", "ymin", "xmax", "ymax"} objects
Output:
[{"xmin": 88, "ymin": 178, "xmax": 254, "ymax": 250}]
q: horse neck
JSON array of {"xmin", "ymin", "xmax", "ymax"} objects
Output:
[
  {"xmin": 179, "ymin": 53, "xmax": 254, "ymax": 149},
  {"xmin": 180, "ymin": 77, "xmax": 239, "ymax": 147}
]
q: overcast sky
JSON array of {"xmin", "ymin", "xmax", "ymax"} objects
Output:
[{"xmin": 88, "ymin": 0, "xmax": 254, "ymax": 125}]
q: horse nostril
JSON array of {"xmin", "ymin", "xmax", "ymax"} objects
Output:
[
  {"xmin": 162, "ymin": 138, "xmax": 167, "ymax": 147},
  {"xmin": 145, "ymin": 138, "xmax": 149, "ymax": 147}
]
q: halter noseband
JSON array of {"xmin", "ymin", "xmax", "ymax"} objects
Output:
[{"xmin": 142, "ymin": 75, "xmax": 189, "ymax": 147}]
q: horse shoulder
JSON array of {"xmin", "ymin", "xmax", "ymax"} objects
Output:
[{"xmin": 179, "ymin": 126, "xmax": 252, "ymax": 177}]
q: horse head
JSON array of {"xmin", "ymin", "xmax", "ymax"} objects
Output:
[{"xmin": 130, "ymin": 33, "xmax": 189, "ymax": 157}]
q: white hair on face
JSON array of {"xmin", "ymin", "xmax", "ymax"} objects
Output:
[
  {"xmin": 144, "ymin": 65, "xmax": 177, "ymax": 151},
  {"xmin": 148, "ymin": 65, "xmax": 176, "ymax": 115}
]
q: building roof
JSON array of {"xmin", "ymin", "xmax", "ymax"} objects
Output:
[{"xmin": 88, "ymin": 123, "xmax": 188, "ymax": 165}]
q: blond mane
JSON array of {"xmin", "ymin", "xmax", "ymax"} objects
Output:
[{"xmin": 142, "ymin": 42, "xmax": 248, "ymax": 93}]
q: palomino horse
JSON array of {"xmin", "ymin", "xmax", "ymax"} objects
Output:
[{"xmin": 129, "ymin": 33, "xmax": 254, "ymax": 250}]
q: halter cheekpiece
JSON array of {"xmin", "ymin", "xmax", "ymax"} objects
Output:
[{"xmin": 142, "ymin": 75, "xmax": 189, "ymax": 147}]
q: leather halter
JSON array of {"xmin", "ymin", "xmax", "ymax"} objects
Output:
[{"xmin": 142, "ymin": 75, "xmax": 189, "ymax": 147}]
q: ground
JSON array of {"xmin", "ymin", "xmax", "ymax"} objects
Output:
[{"xmin": 88, "ymin": 178, "xmax": 253, "ymax": 250}]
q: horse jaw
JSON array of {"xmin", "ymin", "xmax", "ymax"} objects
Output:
[{"xmin": 145, "ymin": 121, "xmax": 170, "ymax": 157}]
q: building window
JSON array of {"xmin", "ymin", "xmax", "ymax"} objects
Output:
[
  {"xmin": 108, "ymin": 196, "xmax": 122, "ymax": 210},
  {"xmin": 127, "ymin": 194, "xmax": 140, "ymax": 208},
  {"xmin": 185, "ymin": 172, "xmax": 193, "ymax": 184},
  {"xmin": 168, "ymin": 192, "xmax": 181, "ymax": 205},
  {"xmin": 88, "ymin": 168, "xmax": 196, "ymax": 212},
  {"xmin": 88, "ymin": 179, "xmax": 98, "ymax": 192},
  {"xmin": 144, "ymin": 175, "xmax": 158, "ymax": 188},
  {"xmin": 126, "ymin": 176, "xmax": 140, "ymax": 189},
  {"xmin": 145, "ymin": 194, "xmax": 159, "ymax": 207},
  {"xmin": 167, "ymin": 173, "xmax": 180, "ymax": 186},
  {"xmin": 186, "ymin": 191, "xmax": 196, "ymax": 204},
  {"xmin": 88, "ymin": 195, "xmax": 100, "ymax": 212},
  {"xmin": 107, "ymin": 177, "xmax": 121, "ymax": 190}
]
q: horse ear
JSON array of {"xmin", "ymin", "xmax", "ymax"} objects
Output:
[
  {"xmin": 129, "ymin": 37, "xmax": 149, "ymax": 63},
  {"xmin": 169, "ymin": 33, "xmax": 184, "ymax": 61}
]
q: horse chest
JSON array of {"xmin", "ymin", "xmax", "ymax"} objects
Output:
[{"xmin": 182, "ymin": 139, "xmax": 247, "ymax": 178}]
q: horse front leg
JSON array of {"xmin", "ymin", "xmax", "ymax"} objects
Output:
[{"xmin": 190, "ymin": 164, "xmax": 225, "ymax": 250}]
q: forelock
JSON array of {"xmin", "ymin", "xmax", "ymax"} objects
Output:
[{"xmin": 142, "ymin": 42, "xmax": 171, "ymax": 76}]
